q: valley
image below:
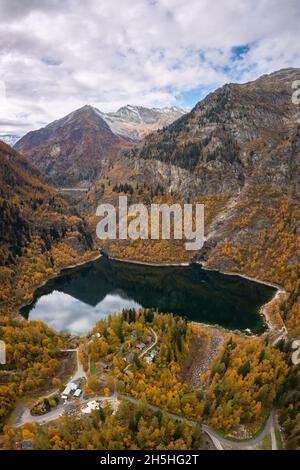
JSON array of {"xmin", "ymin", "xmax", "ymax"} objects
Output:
[{"xmin": 0, "ymin": 68, "xmax": 299, "ymax": 451}]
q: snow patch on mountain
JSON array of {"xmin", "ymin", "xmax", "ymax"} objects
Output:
[
  {"xmin": 97, "ymin": 104, "xmax": 186, "ymax": 141},
  {"xmin": 0, "ymin": 134, "xmax": 21, "ymax": 146}
]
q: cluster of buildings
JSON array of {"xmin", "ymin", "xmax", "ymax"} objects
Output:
[
  {"xmin": 144, "ymin": 349, "xmax": 158, "ymax": 364},
  {"xmin": 62, "ymin": 381, "xmax": 82, "ymax": 401},
  {"xmin": 123, "ymin": 328, "xmax": 158, "ymax": 369}
]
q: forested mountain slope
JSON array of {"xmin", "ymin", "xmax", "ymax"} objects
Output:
[{"xmin": 0, "ymin": 140, "xmax": 95, "ymax": 314}]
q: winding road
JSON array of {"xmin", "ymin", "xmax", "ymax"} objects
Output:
[
  {"xmin": 203, "ymin": 410, "xmax": 276, "ymax": 450},
  {"xmin": 11, "ymin": 345, "xmax": 279, "ymax": 450},
  {"xmin": 121, "ymin": 395, "xmax": 277, "ymax": 450},
  {"xmin": 13, "ymin": 348, "xmax": 86, "ymax": 427}
]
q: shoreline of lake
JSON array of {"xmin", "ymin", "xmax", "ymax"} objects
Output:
[
  {"xmin": 21, "ymin": 253, "xmax": 275, "ymax": 337},
  {"xmin": 106, "ymin": 254, "xmax": 282, "ymax": 289},
  {"xmin": 17, "ymin": 251, "xmax": 102, "ymax": 322},
  {"xmin": 105, "ymin": 254, "xmax": 190, "ymax": 267},
  {"xmin": 199, "ymin": 261, "xmax": 286, "ymax": 334},
  {"xmin": 106, "ymin": 255, "xmax": 286, "ymax": 336}
]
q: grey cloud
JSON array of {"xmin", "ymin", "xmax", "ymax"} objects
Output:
[
  {"xmin": 0, "ymin": 119, "xmax": 31, "ymax": 127},
  {"xmin": 0, "ymin": 0, "xmax": 299, "ymax": 137},
  {"xmin": 41, "ymin": 57, "xmax": 62, "ymax": 66},
  {"xmin": 0, "ymin": 0, "xmax": 74, "ymax": 19}
]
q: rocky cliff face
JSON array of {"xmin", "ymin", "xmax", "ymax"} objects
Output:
[
  {"xmin": 15, "ymin": 105, "xmax": 131, "ymax": 186},
  {"xmin": 129, "ymin": 68, "xmax": 300, "ymax": 197}
]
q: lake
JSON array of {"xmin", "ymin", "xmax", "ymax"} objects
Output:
[{"xmin": 20, "ymin": 256, "xmax": 276, "ymax": 335}]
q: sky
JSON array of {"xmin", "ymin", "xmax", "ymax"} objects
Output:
[{"xmin": 0, "ymin": 0, "xmax": 299, "ymax": 137}]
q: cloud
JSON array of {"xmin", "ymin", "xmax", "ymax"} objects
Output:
[
  {"xmin": 28, "ymin": 290, "xmax": 141, "ymax": 335},
  {"xmin": 41, "ymin": 57, "xmax": 63, "ymax": 66},
  {"xmin": 0, "ymin": 119, "xmax": 31, "ymax": 127},
  {"xmin": 0, "ymin": 0, "xmax": 71, "ymax": 20},
  {"xmin": 0, "ymin": 0, "xmax": 299, "ymax": 136}
]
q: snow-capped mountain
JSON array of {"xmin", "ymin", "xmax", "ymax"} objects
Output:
[
  {"xmin": 99, "ymin": 105, "xmax": 186, "ymax": 141},
  {"xmin": 0, "ymin": 134, "xmax": 21, "ymax": 146},
  {"xmin": 14, "ymin": 104, "xmax": 186, "ymax": 185}
]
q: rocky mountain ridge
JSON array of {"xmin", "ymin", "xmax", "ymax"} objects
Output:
[
  {"xmin": 99, "ymin": 104, "xmax": 186, "ymax": 141},
  {"xmin": 14, "ymin": 105, "xmax": 132, "ymax": 186},
  {"xmin": 14, "ymin": 104, "xmax": 185, "ymax": 186},
  {"xmin": 128, "ymin": 68, "xmax": 300, "ymax": 197}
]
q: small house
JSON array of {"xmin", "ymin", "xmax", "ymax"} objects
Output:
[
  {"xmin": 62, "ymin": 382, "xmax": 78, "ymax": 399},
  {"xmin": 145, "ymin": 349, "xmax": 158, "ymax": 363},
  {"xmin": 124, "ymin": 352, "xmax": 134, "ymax": 363}
]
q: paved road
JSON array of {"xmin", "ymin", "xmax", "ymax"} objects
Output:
[
  {"xmin": 15, "ymin": 404, "xmax": 65, "ymax": 426},
  {"xmin": 58, "ymin": 188, "xmax": 89, "ymax": 192},
  {"xmin": 11, "ymin": 346, "xmax": 277, "ymax": 450},
  {"xmin": 139, "ymin": 328, "xmax": 158, "ymax": 358},
  {"xmin": 270, "ymin": 411, "xmax": 281, "ymax": 450},
  {"xmin": 13, "ymin": 384, "xmax": 276, "ymax": 450},
  {"xmin": 123, "ymin": 395, "xmax": 275, "ymax": 450},
  {"xmin": 14, "ymin": 395, "xmax": 116, "ymax": 427},
  {"xmin": 270, "ymin": 421, "xmax": 277, "ymax": 450},
  {"xmin": 203, "ymin": 410, "xmax": 275, "ymax": 449},
  {"xmin": 13, "ymin": 349, "xmax": 86, "ymax": 427},
  {"xmin": 68, "ymin": 349, "xmax": 87, "ymax": 381}
]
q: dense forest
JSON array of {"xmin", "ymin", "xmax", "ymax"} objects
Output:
[
  {"xmin": 82, "ymin": 310, "xmax": 291, "ymax": 433},
  {"xmin": 0, "ymin": 318, "xmax": 67, "ymax": 429},
  {"xmin": 1, "ymin": 399, "xmax": 205, "ymax": 450},
  {"xmin": 0, "ymin": 141, "xmax": 96, "ymax": 316},
  {"xmin": 1, "ymin": 309, "xmax": 296, "ymax": 450}
]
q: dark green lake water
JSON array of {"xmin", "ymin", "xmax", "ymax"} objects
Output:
[{"xmin": 21, "ymin": 257, "xmax": 275, "ymax": 335}]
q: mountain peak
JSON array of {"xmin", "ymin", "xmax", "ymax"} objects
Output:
[
  {"xmin": 14, "ymin": 102, "xmax": 185, "ymax": 184},
  {"xmin": 101, "ymin": 104, "xmax": 186, "ymax": 141},
  {"xmin": 15, "ymin": 106, "xmax": 131, "ymax": 186},
  {"xmin": 78, "ymin": 104, "xmax": 93, "ymax": 110},
  {"xmin": 129, "ymin": 68, "xmax": 300, "ymax": 195}
]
